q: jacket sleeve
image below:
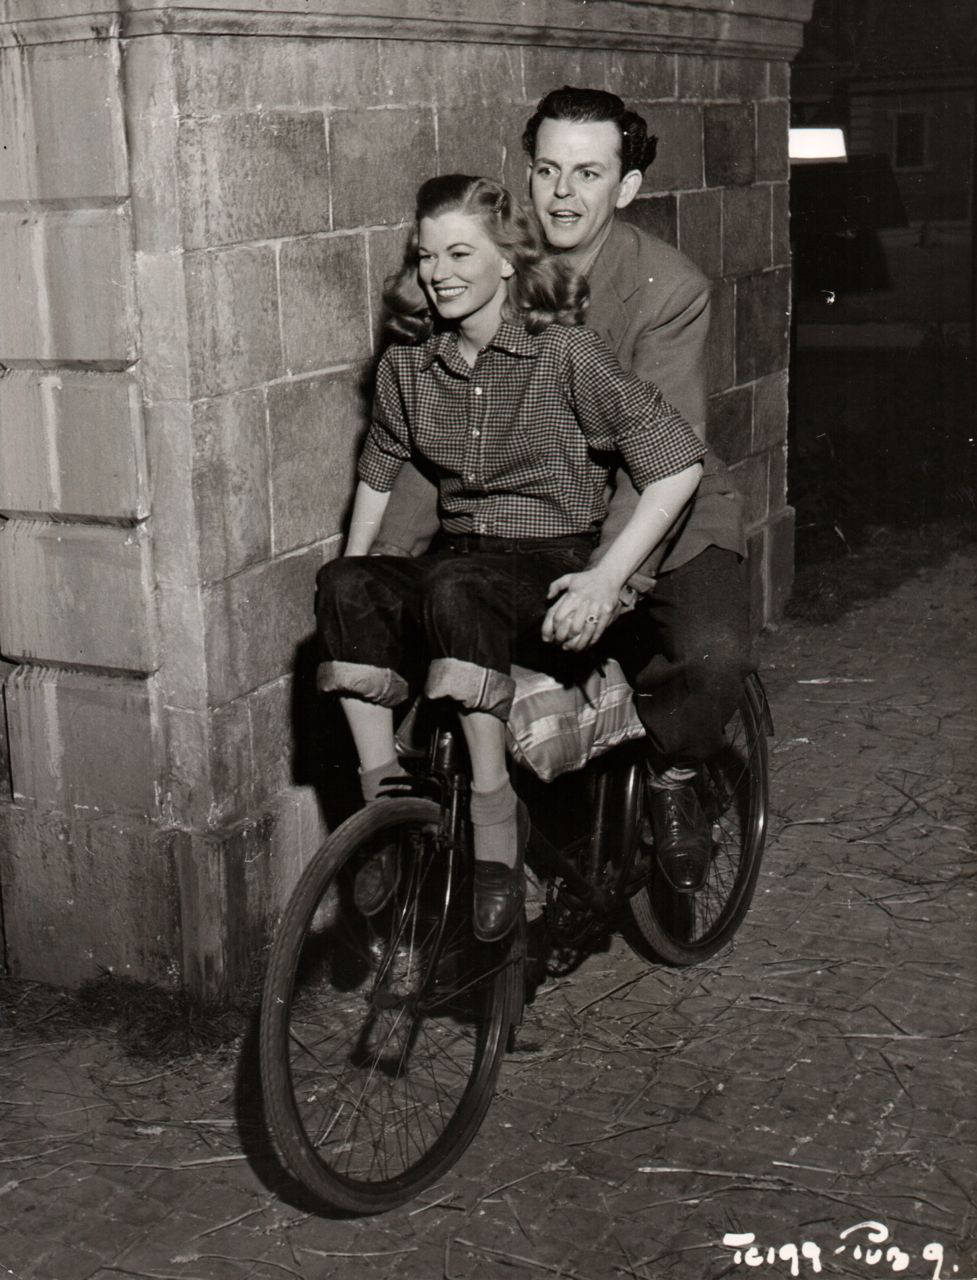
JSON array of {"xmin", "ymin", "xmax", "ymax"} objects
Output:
[{"xmin": 592, "ymin": 272, "xmax": 711, "ymax": 589}]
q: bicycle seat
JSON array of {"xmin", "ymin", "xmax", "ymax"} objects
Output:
[{"xmin": 506, "ymin": 659, "xmax": 644, "ymax": 782}]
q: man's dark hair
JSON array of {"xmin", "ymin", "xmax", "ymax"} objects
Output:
[{"xmin": 522, "ymin": 86, "xmax": 658, "ymax": 175}]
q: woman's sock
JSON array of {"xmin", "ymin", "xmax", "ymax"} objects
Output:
[
  {"xmin": 469, "ymin": 778, "xmax": 519, "ymax": 868},
  {"xmin": 359, "ymin": 758, "xmax": 408, "ymax": 804}
]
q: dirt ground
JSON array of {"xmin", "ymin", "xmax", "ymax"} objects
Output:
[{"xmin": 1, "ymin": 539, "xmax": 975, "ymax": 1280}]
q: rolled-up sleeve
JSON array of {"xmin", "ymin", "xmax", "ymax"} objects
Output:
[
  {"xmin": 358, "ymin": 353, "xmax": 413, "ymax": 492},
  {"xmin": 566, "ymin": 328, "xmax": 704, "ymax": 490}
]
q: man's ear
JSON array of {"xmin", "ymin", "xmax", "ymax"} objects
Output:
[{"xmin": 615, "ymin": 169, "xmax": 643, "ymax": 210}]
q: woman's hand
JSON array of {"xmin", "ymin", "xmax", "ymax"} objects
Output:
[{"xmin": 541, "ymin": 568, "xmax": 625, "ymax": 651}]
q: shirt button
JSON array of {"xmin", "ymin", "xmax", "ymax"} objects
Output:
[
  {"xmin": 473, "ymin": 386, "xmax": 483, "ymax": 396},
  {"xmin": 472, "ymin": 428, "xmax": 480, "ymax": 438}
]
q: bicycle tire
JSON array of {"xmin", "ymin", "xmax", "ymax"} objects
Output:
[
  {"xmin": 625, "ymin": 675, "xmax": 769, "ymax": 965},
  {"xmin": 260, "ymin": 797, "xmax": 514, "ymax": 1215}
]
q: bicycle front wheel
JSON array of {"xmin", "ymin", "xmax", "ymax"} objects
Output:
[
  {"xmin": 260, "ymin": 798, "xmax": 514, "ymax": 1215},
  {"xmin": 626, "ymin": 674, "xmax": 770, "ymax": 965}
]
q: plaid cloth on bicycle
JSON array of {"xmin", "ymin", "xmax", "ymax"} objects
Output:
[{"xmin": 359, "ymin": 321, "xmax": 703, "ymax": 541}]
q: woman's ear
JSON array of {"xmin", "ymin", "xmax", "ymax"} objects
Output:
[{"xmin": 501, "ymin": 259, "xmax": 515, "ymax": 279}]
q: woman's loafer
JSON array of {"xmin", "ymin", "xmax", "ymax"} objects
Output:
[
  {"xmin": 472, "ymin": 854, "xmax": 524, "ymax": 942},
  {"xmin": 472, "ymin": 801, "xmax": 529, "ymax": 943}
]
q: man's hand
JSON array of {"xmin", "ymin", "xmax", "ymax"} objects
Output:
[{"xmin": 542, "ymin": 568, "xmax": 625, "ymax": 652}]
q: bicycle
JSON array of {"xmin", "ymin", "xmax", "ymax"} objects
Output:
[{"xmin": 259, "ymin": 662, "xmax": 772, "ymax": 1216}]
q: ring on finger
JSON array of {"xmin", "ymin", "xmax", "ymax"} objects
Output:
[{"xmin": 585, "ymin": 613, "xmax": 599, "ymax": 624}]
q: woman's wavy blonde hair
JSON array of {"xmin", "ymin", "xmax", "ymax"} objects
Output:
[{"xmin": 383, "ymin": 174, "xmax": 588, "ymax": 344}]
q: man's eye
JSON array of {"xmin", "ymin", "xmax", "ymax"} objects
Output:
[
  {"xmin": 535, "ymin": 166, "xmax": 554, "ymax": 178},
  {"xmin": 581, "ymin": 170, "xmax": 599, "ymax": 180}
]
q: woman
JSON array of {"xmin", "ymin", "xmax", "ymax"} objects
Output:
[{"xmin": 315, "ymin": 174, "xmax": 703, "ymax": 942}]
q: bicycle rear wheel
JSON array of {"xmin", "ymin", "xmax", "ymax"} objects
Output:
[
  {"xmin": 625, "ymin": 674, "xmax": 770, "ymax": 965},
  {"xmin": 260, "ymin": 798, "xmax": 515, "ymax": 1215}
]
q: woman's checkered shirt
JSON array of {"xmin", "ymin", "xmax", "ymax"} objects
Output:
[{"xmin": 359, "ymin": 321, "xmax": 704, "ymax": 540}]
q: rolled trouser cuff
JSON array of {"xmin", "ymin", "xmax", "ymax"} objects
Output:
[
  {"xmin": 317, "ymin": 659, "xmax": 409, "ymax": 708},
  {"xmin": 425, "ymin": 657, "xmax": 515, "ymax": 720}
]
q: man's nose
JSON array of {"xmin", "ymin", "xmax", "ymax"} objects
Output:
[{"xmin": 553, "ymin": 171, "xmax": 574, "ymax": 199}]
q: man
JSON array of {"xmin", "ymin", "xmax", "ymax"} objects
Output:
[{"xmin": 373, "ymin": 86, "xmax": 751, "ymax": 893}]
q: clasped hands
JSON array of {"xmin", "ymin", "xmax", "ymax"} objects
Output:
[{"xmin": 541, "ymin": 567, "xmax": 633, "ymax": 652}]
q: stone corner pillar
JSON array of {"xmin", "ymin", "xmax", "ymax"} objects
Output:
[{"xmin": 0, "ymin": 0, "xmax": 814, "ymax": 1001}]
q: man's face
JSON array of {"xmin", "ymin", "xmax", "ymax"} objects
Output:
[{"xmin": 529, "ymin": 117, "xmax": 641, "ymax": 258}]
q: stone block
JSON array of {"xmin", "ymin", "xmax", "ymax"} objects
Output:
[
  {"xmin": 174, "ymin": 815, "xmax": 275, "ymax": 999},
  {"xmin": 771, "ymin": 181, "xmax": 790, "ymax": 268},
  {"xmin": 523, "ymin": 46, "xmax": 609, "ymax": 101},
  {"xmin": 437, "ymin": 105, "xmax": 507, "ymax": 184},
  {"xmin": 135, "ymin": 249, "xmax": 191, "ymax": 403},
  {"xmin": 745, "ymin": 525, "xmax": 765, "ymax": 636},
  {"xmin": 678, "ymin": 188, "xmax": 722, "ymax": 279},
  {"xmin": 279, "ymin": 233, "xmax": 371, "ymax": 374},
  {"xmin": 0, "ymin": 208, "xmax": 135, "ymax": 363},
  {"xmin": 706, "ymin": 386, "xmax": 753, "ymax": 465},
  {"xmin": 769, "ymin": 441, "xmax": 787, "ymax": 511},
  {"xmin": 753, "ymin": 369, "xmax": 788, "ymax": 452},
  {"xmin": 431, "ymin": 42, "xmax": 522, "ymax": 105},
  {"xmin": 122, "ymin": 36, "xmax": 182, "ymax": 254},
  {"xmin": 0, "ymin": 520, "xmax": 158, "ymax": 674},
  {"xmin": 0, "ymin": 40, "xmax": 127, "ymax": 201},
  {"xmin": 267, "ymin": 785, "xmax": 328, "ymax": 909},
  {"xmin": 757, "ymin": 100, "xmax": 789, "ymax": 182},
  {"xmin": 164, "ymin": 698, "xmax": 252, "ymax": 829},
  {"xmin": 642, "ymin": 103, "xmax": 703, "ymax": 194},
  {"xmin": 704, "ymin": 104, "xmax": 756, "ymax": 187},
  {"xmin": 608, "ymin": 50, "xmax": 676, "ymax": 101},
  {"xmin": 0, "ymin": 807, "xmax": 180, "ymax": 988},
  {"xmin": 180, "ymin": 112, "xmax": 329, "ymax": 250},
  {"xmin": 0, "ymin": 660, "xmax": 14, "ymax": 803},
  {"xmin": 0, "ymin": 371, "xmax": 148, "ymax": 519},
  {"xmin": 248, "ymin": 675, "xmax": 293, "ymax": 810},
  {"xmin": 176, "ymin": 34, "xmax": 378, "ymax": 114},
  {"xmin": 367, "ymin": 226, "xmax": 412, "ymax": 349},
  {"xmin": 731, "ymin": 449, "xmax": 770, "ymax": 528},
  {"xmin": 767, "ymin": 504, "xmax": 795, "ymax": 620},
  {"xmin": 4, "ymin": 665, "xmax": 160, "ymax": 817},
  {"xmin": 715, "ymin": 56, "xmax": 768, "ymax": 102},
  {"xmin": 619, "ymin": 194, "xmax": 677, "ymax": 248},
  {"xmin": 266, "ymin": 368, "xmax": 365, "ymax": 554},
  {"xmin": 705, "ymin": 275, "xmax": 734, "ymax": 393},
  {"xmin": 677, "ymin": 55, "xmax": 716, "ymax": 100},
  {"xmin": 735, "ymin": 267, "xmax": 790, "ymax": 383},
  {"xmin": 330, "ymin": 107, "xmax": 436, "ymax": 229},
  {"xmin": 185, "ymin": 244, "xmax": 282, "ymax": 398},
  {"xmin": 191, "ymin": 388, "xmax": 271, "ymax": 582},
  {"xmin": 768, "ymin": 59, "xmax": 790, "ymax": 99},
  {"xmin": 376, "ymin": 39, "xmax": 437, "ymax": 106},
  {"xmin": 203, "ymin": 544, "xmax": 326, "ymax": 706},
  {"xmin": 722, "ymin": 186, "xmax": 772, "ymax": 276}
]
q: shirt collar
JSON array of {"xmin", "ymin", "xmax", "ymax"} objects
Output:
[{"xmin": 420, "ymin": 321, "xmax": 540, "ymax": 371}]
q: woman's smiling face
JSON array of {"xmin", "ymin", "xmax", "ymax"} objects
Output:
[{"xmin": 417, "ymin": 210, "xmax": 513, "ymax": 331}]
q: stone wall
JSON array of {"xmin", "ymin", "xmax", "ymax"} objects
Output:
[{"xmin": 0, "ymin": 0, "xmax": 813, "ymax": 997}]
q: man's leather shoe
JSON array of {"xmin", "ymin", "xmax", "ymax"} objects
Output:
[
  {"xmin": 472, "ymin": 803, "xmax": 529, "ymax": 943},
  {"xmin": 649, "ymin": 783, "xmax": 712, "ymax": 894},
  {"xmin": 353, "ymin": 846, "xmax": 399, "ymax": 916}
]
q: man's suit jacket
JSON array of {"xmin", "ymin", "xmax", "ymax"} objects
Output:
[{"xmin": 371, "ymin": 219, "xmax": 744, "ymax": 586}]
